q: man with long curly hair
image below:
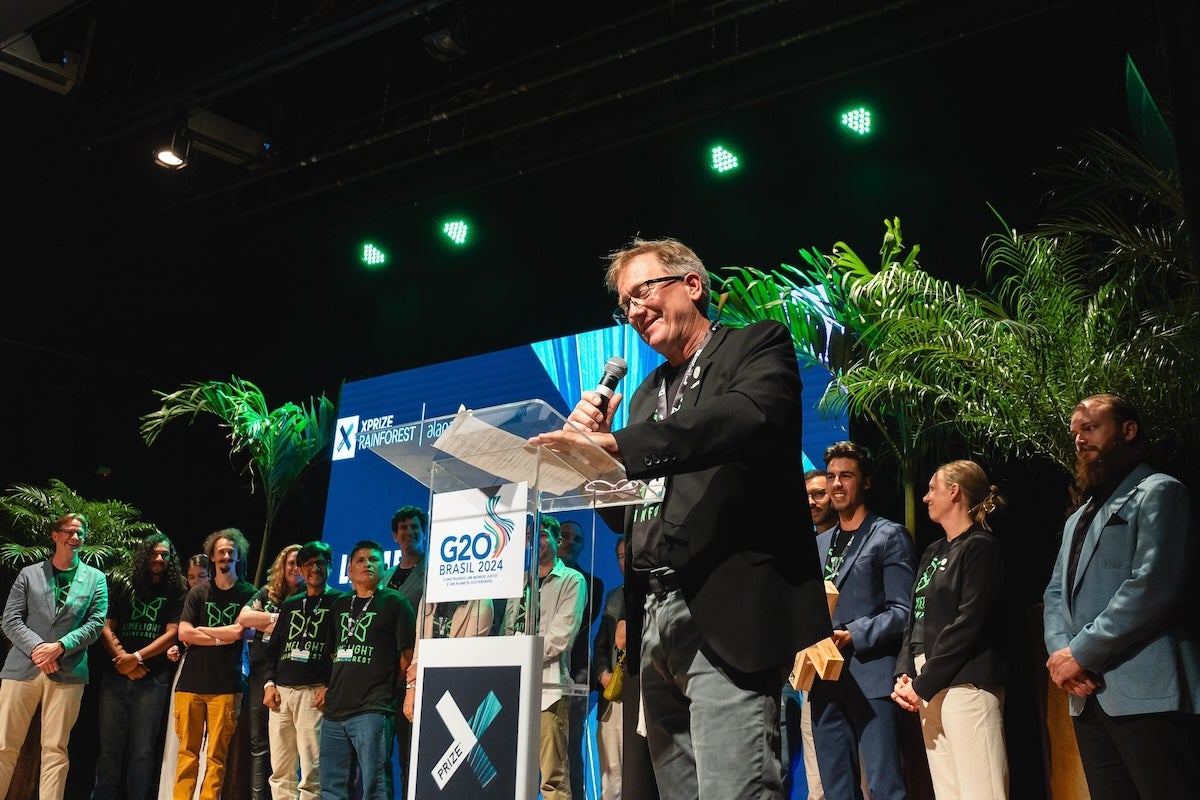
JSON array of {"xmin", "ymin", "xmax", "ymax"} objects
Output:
[{"xmin": 93, "ymin": 532, "xmax": 188, "ymax": 800}]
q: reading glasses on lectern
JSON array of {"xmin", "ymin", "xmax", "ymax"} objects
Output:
[{"xmin": 612, "ymin": 275, "xmax": 685, "ymax": 324}]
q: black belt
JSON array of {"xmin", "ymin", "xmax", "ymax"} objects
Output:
[{"xmin": 645, "ymin": 567, "xmax": 680, "ymax": 600}]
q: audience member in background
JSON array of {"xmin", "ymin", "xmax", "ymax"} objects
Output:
[
  {"xmin": 0, "ymin": 513, "xmax": 107, "ymax": 800},
  {"xmin": 402, "ymin": 595, "xmax": 494, "ymax": 723},
  {"xmin": 502, "ymin": 515, "xmax": 586, "ymax": 800},
  {"xmin": 173, "ymin": 528, "xmax": 257, "ymax": 800},
  {"xmin": 559, "ymin": 519, "xmax": 606, "ymax": 800},
  {"xmin": 809, "ymin": 441, "xmax": 915, "ymax": 800},
  {"xmin": 319, "ymin": 539, "xmax": 416, "ymax": 800},
  {"xmin": 385, "ymin": 504, "xmax": 428, "ymax": 793},
  {"xmin": 263, "ymin": 540, "xmax": 340, "ymax": 800},
  {"xmin": 238, "ymin": 543, "xmax": 305, "ymax": 800},
  {"xmin": 93, "ymin": 533, "xmax": 188, "ymax": 800},
  {"xmin": 1043, "ymin": 394, "xmax": 1200, "ymax": 799},
  {"xmin": 592, "ymin": 535, "xmax": 627, "ymax": 800},
  {"xmin": 785, "ymin": 469, "xmax": 838, "ymax": 800},
  {"xmin": 893, "ymin": 460, "xmax": 1009, "ymax": 799},
  {"xmin": 186, "ymin": 554, "xmax": 211, "ymax": 590},
  {"xmin": 160, "ymin": 554, "xmax": 211, "ymax": 800}
]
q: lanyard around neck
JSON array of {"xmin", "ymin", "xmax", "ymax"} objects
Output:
[{"xmin": 655, "ymin": 322, "xmax": 719, "ymax": 420}]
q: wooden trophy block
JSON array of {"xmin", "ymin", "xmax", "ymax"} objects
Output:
[
  {"xmin": 788, "ymin": 579, "xmax": 845, "ymax": 692},
  {"xmin": 790, "ymin": 638, "xmax": 845, "ymax": 691}
]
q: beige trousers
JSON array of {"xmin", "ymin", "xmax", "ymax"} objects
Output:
[
  {"xmin": 597, "ymin": 699, "xmax": 623, "ymax": 799},
  {"xmin": 915, "ymin": 653, "xmax": 1008, "ymax": 799},
  {"xmin": 0, "ymin": 673, "xmax": 86, "ymax": 800},
  {"xmin": 799, "ymin": 691, "xmax": 825, "ymax": 800},
  {"xmin": 268, "ymin": 684, "xmax": 324, "ymax": 800}
]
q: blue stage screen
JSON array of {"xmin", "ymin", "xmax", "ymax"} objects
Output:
[{"xmin": 321, "ymin": 323, "xmax": 845, "ymax": 596}]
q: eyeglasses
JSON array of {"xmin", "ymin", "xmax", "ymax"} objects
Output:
[
  {"xmin": 613, "ymin": 275, "xmax": 685, "ymax": 324},
  {"xmin": 301, "ymin": 560, "xmax": 328, "ymax": 570}
]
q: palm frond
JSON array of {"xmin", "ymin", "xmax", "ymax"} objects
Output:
[
  {"xmin": 140, "ymin": 376, "xmax": 337, "ymax": 584},
  {"xmin": 0, "ymin": 479, "xmax": 160, "ymax": 578}
]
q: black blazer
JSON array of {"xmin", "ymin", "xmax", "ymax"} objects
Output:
[{"xmin": 612, "ymin": 320, "xmax": 830, "ymax": 675}]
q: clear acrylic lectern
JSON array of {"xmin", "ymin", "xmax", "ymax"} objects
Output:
[{"xmin": 366, "ymin": 399, "xmax": 660, "ymax": 800}]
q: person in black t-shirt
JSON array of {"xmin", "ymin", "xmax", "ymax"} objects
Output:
[
  {"xmin": 318, "ymin": 540, "xmax": 416, "ymax": 800},
  {"xmin": 93, "ymin": 533, "xmax": 188, "ymax": 800},
  {"xmin": 158, "ymin": 553, "xmax": 211, "ymax": 800},
  {"xmin": 173, "ymin": 528, "xmax": 257, "ymax": 800},
  {"xmin": 263, "ymin": 540, "xmax": 341, "ymax": 799}
]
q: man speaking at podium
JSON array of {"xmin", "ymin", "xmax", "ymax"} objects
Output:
[{"xmin": 530, "ymin": 237, "xmax": 830, "ymax": 800}]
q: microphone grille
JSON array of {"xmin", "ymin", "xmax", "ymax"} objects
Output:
[{"xmin": 605, "ymin": 356, "xmax": 628, "ymax": 378}]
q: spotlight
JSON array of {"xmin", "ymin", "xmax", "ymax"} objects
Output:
[
  {"xmin": 840, "ymin": 106, "xmax": 873, "ymax": 136},
  {"xmin": 422, "ymin": 28, "xmax": 466, "ymax": 63},
  {"xmin": 710, "ymin": 145, "xmax": 740, "ymax": 174},
  {"xmin": 152, "ymin": 108, "xmax": 268, "ymax": 169},
  {"xmin": 154, "ymin": 129, "xmax": 190, "ymax": 169}
]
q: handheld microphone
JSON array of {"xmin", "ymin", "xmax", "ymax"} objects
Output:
[{"xmin": 594, "ymin": 356, "xmax": 628, "ymax": 415}]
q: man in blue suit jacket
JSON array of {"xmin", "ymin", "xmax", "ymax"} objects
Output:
[
  {"xmin": 0, "ymin": 512, "xmax": 108, "ymax": 800},
  {"xmin": 809, "ymin": 441, "xmax": 915, "ymax": 800},
  {"xmin": 1043, "ymin": 394, "xmax": 1200, "ymax": 799}
]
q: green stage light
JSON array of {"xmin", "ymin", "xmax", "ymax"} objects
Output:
[
  {"xmin": 710, "ymin": 145, "xmax": 740, "ymax": 173},
  {"xmin": 840, "ymin": 106, "xmax": 872, "ymax": 135},
  {"xmin": 442, "ymin": 219, "xmax": 469, "ymax": 245},
  {"xmin": 360, "ymin": 242, "xmax": 387, "ymax": 267}
]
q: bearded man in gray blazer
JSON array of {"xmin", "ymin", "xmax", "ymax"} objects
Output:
[
  {"xmin": 0, "ymin": 512, "xmax": 108, "ymax": 800},
  {"xmin": 1044, "ymin": 394, "xmax": 1200, "ymax": 800}
]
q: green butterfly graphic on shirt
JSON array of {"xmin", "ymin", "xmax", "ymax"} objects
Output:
[
  {"xmin": 131, "ymin": 596, "xmax": 164, "ymax": 623},
  {"xmin": 288, "ymin": 608, "xmax": 329, "ymax": 640},
  {"xmin": 206, "ymin": 603, "xmax": 239, "ymax": 626},
  {"xmin": 339, "ymin": 611, "xmax": 376, "ymax": 643}
]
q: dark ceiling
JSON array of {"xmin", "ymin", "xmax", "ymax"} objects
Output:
[
  {"xmin": 0, "ymin": 0, "xmax": 1178, "ymax": 547},
  {"xmin": 5, "ymin": 0, "xmax": 1160, "ymax": 371},
  {"xmin": 5, "ymin": 0, "xmax": 1112, "ymax": 233}
]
